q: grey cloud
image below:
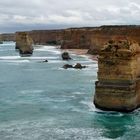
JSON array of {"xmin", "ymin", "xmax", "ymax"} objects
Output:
[{"xmin": 0, "ymin": 0, "xmax": 139, "ymax": 33}]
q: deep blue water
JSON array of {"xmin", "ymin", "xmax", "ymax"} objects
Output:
[{"xmin": 0, "ymin": 42, "xmax": 140, "ymax": 140}]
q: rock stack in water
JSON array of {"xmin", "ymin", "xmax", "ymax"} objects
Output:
[
  {"xmin": 16, "ymin": 32, "xmax": 33, "ymax": 56},
  {"xmin": 94, "ymin": 40, "xmax": 140, "ymax": 112},
  {"xmin": 61, "ymin": 52, "xmax": 71, "ymax": 60}
]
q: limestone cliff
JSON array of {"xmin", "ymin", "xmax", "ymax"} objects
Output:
[
  {"xmin": 6, "ymin": 25, "xmax": 140, "ymax": 55},
  {"xmin": 26, "ymin": 26, "xmax": 140, "ymax": 55},
  {"xmin": 94, "ymin": 40, "xmax": 140, "ymax": 112},
  {"xmin": 88, "ymin": 26, "xmax": 140, "ymax": 54},
  {"xmin": 0, "ymin": 33, "xmax": 15, "ymax": 41},
  {"xmin": 61, "ymin": 28, "xmax": 91, "ymax": 49},
  {"xmin": 26, "ymin": 28, "xmax": 91, "ymax": 50},
  {"xmin": 16, "ymin": 32, "xmax": 33, "ymax": 56},
  {"xmin": 27, "ymin": 30, "xmax": 63, "ymax": 45}
]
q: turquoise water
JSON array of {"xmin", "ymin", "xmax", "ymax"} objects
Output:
[{"xmin": 0, "ymin": 42, "xmax": 140, "ymax": 140}]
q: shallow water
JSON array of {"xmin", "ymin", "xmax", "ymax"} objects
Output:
[{"xmin": 0, "ymin": 42, "xmax": 140, "ymax": 140}]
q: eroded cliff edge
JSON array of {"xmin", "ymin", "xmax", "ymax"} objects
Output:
[
  {"xmin": 26, "ymin": 25, "xmax": 140, "ymax": 55},
  {"xmin": 0, "ymin": 33, "xmax": 15, "ymax": 42},
  {"xmin": 3, "ymin": 25, "xmax": 140, "ymax": 55}
]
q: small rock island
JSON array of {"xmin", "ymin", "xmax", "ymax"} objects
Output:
[{"xmin": 16, "ymin": 32, "xmax": 33, "ymax": 57}]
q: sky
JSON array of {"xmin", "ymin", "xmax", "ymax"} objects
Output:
[{"xmin": 0, "ymin": 0, "xmax": 140, "ymax": 33}]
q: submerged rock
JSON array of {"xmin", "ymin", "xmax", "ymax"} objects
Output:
[
  {"xmin": 61, "ymin": 52, "xmax": 71, "ymax": 60},
  {"xmin": 63, "ymin": 63, "xmax": 86, "ymax": 69},
  {"xmin": 43, "ymin": 59, "xmax": 48, "ymax": 62},
  {"xmin": 63, "ymin": 64, "xmax": 73, "ymax": 69},
  {"xmin": 16, "ymin": 32, "xmax": 33, "ymax": 57},
  {"xmin": 74, "ymin": 63, "xmax": 86, "ymax": 69}
]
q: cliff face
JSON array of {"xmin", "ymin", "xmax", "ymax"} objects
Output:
[
  {"xmin": 13, "ymin": 26, "xmax": 140, "ymax": 55},
  {"xmin": 27, "ymin": 26, "xmax": 140, "ymax": 55},
  {"xmin": 16, "ymin": 32, "xmax": 33, "ymax": 56},
  {"xmin": 61, "ymin": 28, "xmax": 91, "ymax": 49},
  {"xmin": 94, "ymin": 40, "xmax": 140, "ymax": 112},
  {"xmin": 0, "ymin": 33, "xmax": 15, "ymax": 41},
  {"xmin": 88, "ymin": 26, "xmax": 140, "ymax": 54},
  {"xmin": 25, "ymin": 28, "xmax": 92, "ymax": 50},
  {"xmin": 27, "ymin": 30, "xmax": 63, "ymax": 45}
]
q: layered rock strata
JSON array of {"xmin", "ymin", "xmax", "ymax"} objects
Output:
[
  {"xmin": 27, "ymin": 30, "xmax": 63, "ymax": 45},
  {"xmin": 16, "ymin": 32, "xmax": 33, "ymax": 56},
  {"xmin": 61, "ymin": 28, "xmax": 91, "ymax": 50},
  {"xmin": 1, "ymin": 26, "xmax": 139, "ymax": 57},
  {"xmin": 94, "ymin": 40, "xmax": 140, "ymax": 112},
  {"xmin": 0, "ymin": 33, "xmax": 15, "ymax": 41},
  {"xmin": 14, "ymin": 26, "xmax": 140, "ymax": 55}
]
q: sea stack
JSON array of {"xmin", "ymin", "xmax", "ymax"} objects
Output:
[
  {"xmin": 16, "ymin": 32, "xmax": 33, "ymax": 56},
  {"xmin": 94, "ymin": 40, "xmax": 140, "ymax": 112}
]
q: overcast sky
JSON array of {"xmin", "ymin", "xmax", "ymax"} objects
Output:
[{"xmin": 0, "ymin": 0, "xmax": 140, "ymax": 33}]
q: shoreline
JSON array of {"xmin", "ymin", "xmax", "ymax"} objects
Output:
[{"xmin": 61, "ymin": 48, "xmax": 98, "ymax": 61}]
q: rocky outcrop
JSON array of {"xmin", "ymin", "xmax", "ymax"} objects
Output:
[
  {"xmin": 63, "ymin": 63, "xmax": 86, "ymax": 69},
  {"xmin": 94, "ymin": 40, "xmax": 140, "ymax": 112},
  {"xmin": 61, "ymin": 52, "xmax": 71, "ymax": 60},
  {"xmin": 43, "ymin": 59, "xmax": 48, "ymax": 62},
  {"xmin": 16, "ymin": 32, "xmax": 33, "ymax": 56},
  {"xmin": 63, "ymin": 64, "xmax": 73, "ymax": 69},
  {"xmin": 73, "ymin": 63, "xmax": 86, "ymax": 69}
]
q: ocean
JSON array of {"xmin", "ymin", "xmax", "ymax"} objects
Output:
[{"xmin": 0, "ymin": 42, "xmax": 139, "ymax": 140}]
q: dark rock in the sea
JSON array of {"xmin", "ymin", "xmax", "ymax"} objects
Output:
[
  {"xmin": 61, "ymin": 52, "xmax": 71, "ymax": 60},
  {"xmin": 74, "ymin": 63, "xmax": 86, "ymax": 69},
  {"xmin": 63, "ymin": 64, "xmax": 73, "ymax": 69},
  {"xmin": 43, "ymin": 59, "xmax": 48, "ymax": 62},
  {"xmin": 0, "ymin": 41, "xmax": 3, "ymax": 44},
  {"xmin": 16, "ymin": 32, "xmax": 33, "ymax": 57},
  {"xmin": 63, "ymin": 63, "xmax": 86, "ymax": 69}
]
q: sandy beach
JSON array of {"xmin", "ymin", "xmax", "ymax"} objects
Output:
[{"xmin": 61, "ymin": 49, "xmax": 98, "ymax": 61}]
